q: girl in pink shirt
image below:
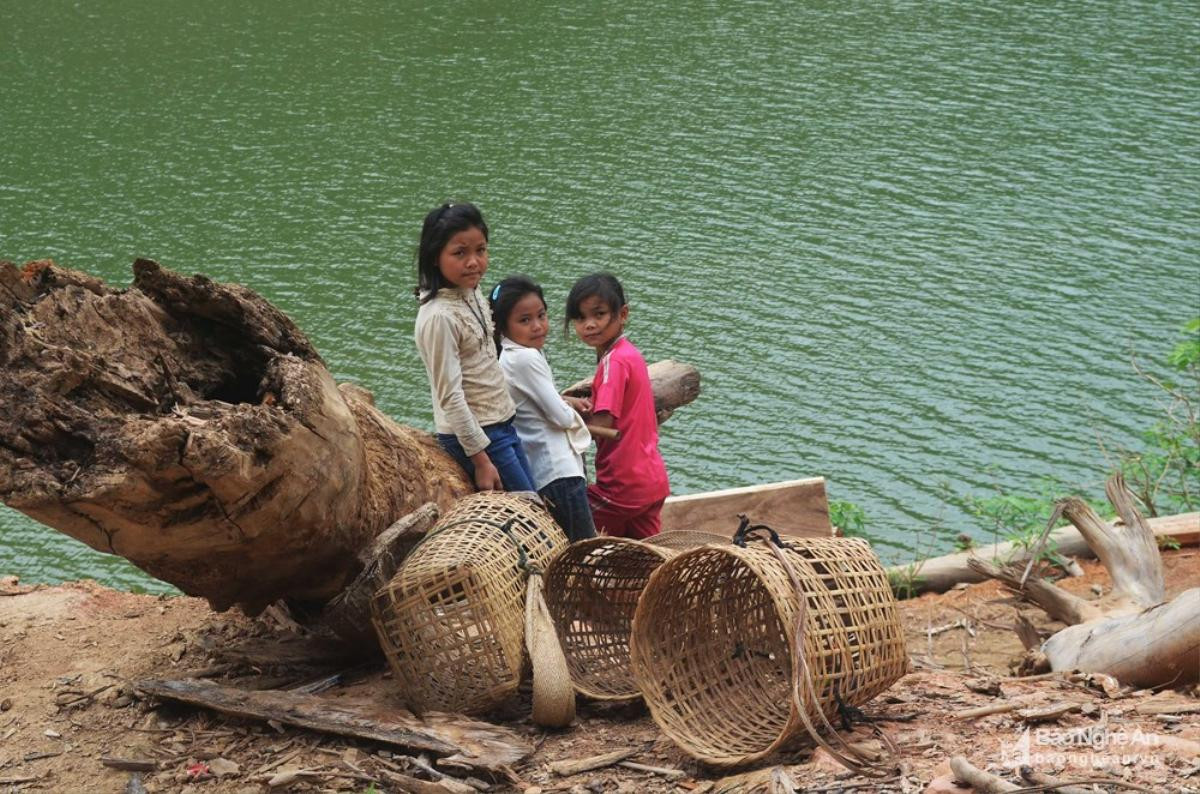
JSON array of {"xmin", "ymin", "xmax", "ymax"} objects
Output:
[{"xmin": 565, "ymin": 273, "xmax": 670, "ymax": 539}]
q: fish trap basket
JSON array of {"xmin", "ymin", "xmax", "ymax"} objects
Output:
[
  {"xmin": 543, "ymin": 530, "xmax": 730, "ymax": 701},
  {"xmin": 630, "ymin": 534, "xmax": 907, "ymax": 767},
  {"xmin": 371, "ymin": 492, "xmax": 567, "ymax": 715}
]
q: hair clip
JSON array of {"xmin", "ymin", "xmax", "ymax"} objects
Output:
[{"xmin": 491, "ymin": 284, "xmax": 502, "ymax": 300}]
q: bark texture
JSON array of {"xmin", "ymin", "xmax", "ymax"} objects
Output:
[{"xmin": 0, "ymin": 259, "xmax": 470, "ymax": 613}]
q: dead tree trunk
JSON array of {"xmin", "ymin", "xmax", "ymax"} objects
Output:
[
  {"xmin": 968, "ymin": 475, "xmax": 1199, "ymax": 688},
  {"xmin": 0, "ymin": 259, "xmax": 472, "ymax": 613},
  {"xmin": 0, "ymin": 259, "xmax": 700, "ymax": 617}
]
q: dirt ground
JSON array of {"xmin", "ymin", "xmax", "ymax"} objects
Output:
[{"xmin": 1, "ymin": 550, "xmax": 1197, "ymax": 794}]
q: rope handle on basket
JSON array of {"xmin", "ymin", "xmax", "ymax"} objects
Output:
[
  {"xmin": 409, "ymin": 516, "xmax": 538, "ymax": 576},
  {"xmin": 741, "ymin": 520, "xmax": 901, "ymax": 779},
  {"xmin": 731, "ymin": 514, "xmax": 792, "ymax": 549}
]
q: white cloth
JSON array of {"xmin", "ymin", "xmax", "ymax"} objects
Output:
[
  {"xmin": 498, "ymin": 336, "xmax": 589, "ymax": 490},
  {"xmin": 414, "ymin": 287, "xmax": 516, "ymax": 456}
]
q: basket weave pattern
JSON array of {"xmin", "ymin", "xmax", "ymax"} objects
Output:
[
  {"xmin": 644, "ymin": 529, "xmax": 732, "ymax": 550},
  {"xmin": 543, "ymin": 537, "xmax": 674, "ymax": 700},
  {"xmin": 371, "ymin": 493, "xmax": 567, "ymax": 715},
  {"xmin": 630, "ymin": 537, "xmax": 907, "ymax": 766},
  {"xmin": 544, "ymin": 530, "xmax": 736, "ymax": 701}
]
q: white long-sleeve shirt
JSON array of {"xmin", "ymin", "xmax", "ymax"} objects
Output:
[
  {"xmin": 498, "ymin": 336, "xmax": 589, "ymax": 490},
  {"xmin": 414, "ymin": 287, "xmax": 516, "ymax": 457}
]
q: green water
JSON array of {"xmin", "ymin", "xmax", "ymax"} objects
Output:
[{"xmin": 2, "ymin": 1, "xmax": 1198, "ymax": 591}]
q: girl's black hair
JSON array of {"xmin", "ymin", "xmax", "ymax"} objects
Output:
[
  {"xmin": 564, "ymin": 272, "xmax": 626, "ymax": 333},
  {"xmin": 488, "ymin": 275, "xmax": 545, "ymax": 357},
  {"xmin": 414, "ymin": 202, "xmax": 489, "ymax": 303}
]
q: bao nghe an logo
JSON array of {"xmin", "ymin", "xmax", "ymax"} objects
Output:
[{"xmin": 1000, "ymin": 723, "xmax": 1167, "ymax": 771}]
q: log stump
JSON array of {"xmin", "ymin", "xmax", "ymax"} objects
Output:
[{"xmin": 0, "ymin": 258, "xmax": 470, "ymax": 613}]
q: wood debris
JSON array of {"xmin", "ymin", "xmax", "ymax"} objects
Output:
[
  {"xmin": 550, "ymin": 746, "xmax": 641, "ymax": 776},
  {"xmin": 136, "ymin": 678, "xmax": 531, "ymax": 772}
]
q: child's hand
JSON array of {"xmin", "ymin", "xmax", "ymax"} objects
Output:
[
  {"xmin": 565, "ymin": 395, "xmax": 593, "ymax": 417},
  {"xmin": 471, "ymin": 455, "xmax": 504, "ymax": 491}
]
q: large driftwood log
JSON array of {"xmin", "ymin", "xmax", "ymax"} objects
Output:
[
  {"xmin": 1038, "ymin": 590, "xmax": 1199, "ymax": 685},
  {"xmin": 0, "ymin": 259, "xmax": 701, "ymax": 616},
  {"xmin": 888, "ymin": 511, "xmax": 1198, "ymax": 595},
  {"xmin": 0, "ymin": 259, "xmax": 469, "ymax": 613},
  {"xmin": 967, "ymin": 476, "xmax": 1200, "ymax": 687}
]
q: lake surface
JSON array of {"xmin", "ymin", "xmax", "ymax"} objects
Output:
[{"xmin": 2, "ymin": 1, "xmax": 1197, "ymax": 592}]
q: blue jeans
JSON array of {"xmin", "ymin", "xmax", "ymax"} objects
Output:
[
  {"xmin": 437, "ymin": 420, "xmax": 536, "ymax": 493},
  {"xmin": 539, "ymin": 476, "xmax": 597, "ymax": 542}
]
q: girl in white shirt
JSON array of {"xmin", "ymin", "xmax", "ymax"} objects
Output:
[{"xmin": 489, "ymin": 276, "xmax": 597, "ymax": 541}]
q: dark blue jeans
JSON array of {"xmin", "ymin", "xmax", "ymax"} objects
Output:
[
  {"xmin": 437, "ymin": 420, "xmax": 536, "ymax": 493},
  {"xmin": 539, "ymin": 476, "xmax": 597, "ymax": 542}
]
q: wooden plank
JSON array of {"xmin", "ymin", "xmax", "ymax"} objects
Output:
[
  {"xmin": 890, "ymin": 511, "xmax": 1200, "ymax": 595},
  {"xmin": 135, "ymin": 678, "xmax": 531, "ymax": 772},
  {"xmin": 660, "ymin": 477, "xmax": 833, "ymax": 538}
]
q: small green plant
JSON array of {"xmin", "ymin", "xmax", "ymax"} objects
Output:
[
  {"xmin": 1108, "ymin": 317, "xmax": 1200, "ymax": 516},
  {"xmin": 887, "ymin": 562, "xmax": 925, "ymax": 600},
  {"xmin": 956, "ymin": 476, "xmax": 1108, "ymax": 571},
  {"xmin": 1167, "ymin": 317, "xmax": 1200, "ymax": 370},
  {"xmin": 1158, "ymin": 534, "xmax": 1182, "ymax": 551},
  {"xmin": 829, "ymin": 499, "xmax": 867, "ymax": 538},
  {"xmin": 361, "ymin": 784, "xmax": 378, "ymax": 794}
]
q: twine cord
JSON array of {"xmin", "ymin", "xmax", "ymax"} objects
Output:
[
  {"xmin": 411, "ymin": 516, "xmax": 535, "ymax": 576},
  {"xmin": 746, "ymin": 523, "xmax": 901, "ymax": 778},
  {"xmin": 731, "ymin": 513, "xmax": 792, "ymax": 549}
]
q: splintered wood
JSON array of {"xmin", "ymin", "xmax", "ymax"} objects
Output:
[{"xmin": 135, "ymin": 678, "xmax": 531, "ymax": 773}]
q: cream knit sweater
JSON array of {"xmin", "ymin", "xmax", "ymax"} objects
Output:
[{"xmin": 414, "ymin": 286, "xmax": 515, "ymax": 456}]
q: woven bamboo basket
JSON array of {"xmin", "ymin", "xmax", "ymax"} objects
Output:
[
  {"xmin": 630, "ymin": 534, "xmax": 907, "ymax": 767},
  {"xmin": 543, "ymin": 529, "xmax": 730, "ymax": 701},
  {"xmin": 371, "ymin": 492, "xmax": 567, "ymax": 715}
]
